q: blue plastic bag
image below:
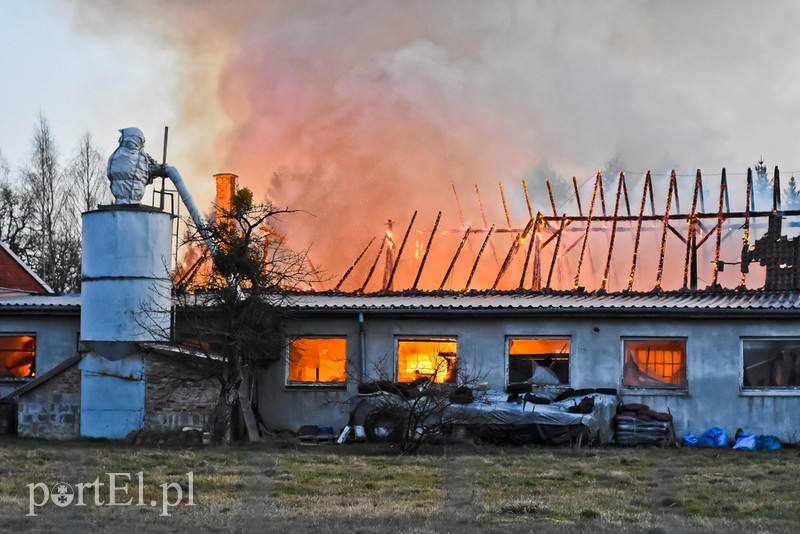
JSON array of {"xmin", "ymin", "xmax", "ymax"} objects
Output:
[
  {"xmin": 682, "ymin": 433, "xmax": 699, "ymax": 447},
  {"xmin": 756, "ymin": 435, "xmax": 782, "ymax": 450},
  {"xmin": 698, "ymin": 427, "xmax": 729, "ymax": 448},
  {"xmin": 733, "ymin": 432, "xmax": 757, "ymax": 450}
]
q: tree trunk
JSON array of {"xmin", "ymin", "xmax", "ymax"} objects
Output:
[{"xmin": 211, "ymin": 391, "xmax": 233, "ymax": 446}]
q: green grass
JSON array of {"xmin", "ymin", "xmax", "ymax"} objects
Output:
[{"xmin": 2, "ymin": 437, "xmax": 800, "ymax": 532}]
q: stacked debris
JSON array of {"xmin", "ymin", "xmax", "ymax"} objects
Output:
[{"xmin": 614, "ymin": 403, "xmax": 674, "ymax": 446}]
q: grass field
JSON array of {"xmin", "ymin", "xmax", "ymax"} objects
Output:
[{"xmin": 1, "ymin": 437, "xmax": 798, "ymax": 533}]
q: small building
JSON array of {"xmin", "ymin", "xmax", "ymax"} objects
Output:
[{"xmin": 257, "ymin": 290, "xmax": 800, "ymax": 442}]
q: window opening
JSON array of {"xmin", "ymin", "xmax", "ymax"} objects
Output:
[
  {"xmin": 288, "ymin": 337, "xmax": 346, "ymax": 384},
  {"xmin": 623, "ymin": 339, "xmax": 686, "ymax": 388},
  {"xmin": 507, "ymin": 338, "xmax": 570, "ymax": 385}
]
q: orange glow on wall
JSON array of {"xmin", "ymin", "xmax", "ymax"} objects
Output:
[
  {"xmin": 288, "ymin": 338, "xmax": 346, "ymax": 383},
  {"xmin": 0, "ymin": 335, "xmax": 35, "ymax": 378},
  {"xmin": 397, "ymin": 339, "xmax": 457, "ymax": 384},
  {"xmin": 623, "ymin": 339, "xmax": 686, "ymax": 387}
]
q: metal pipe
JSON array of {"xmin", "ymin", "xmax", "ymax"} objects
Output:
[
  {"xmin": 359, "ymin": 312, "xmax": 367, "ymax": 383},
  {"xmin": 163, "ymin": 166, "xmax": 216, "ymax": 256}
]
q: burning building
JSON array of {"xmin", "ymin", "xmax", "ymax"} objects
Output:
[{"xmin": 1, "ymin": 132, "xmax": 799, "ymax": 444}]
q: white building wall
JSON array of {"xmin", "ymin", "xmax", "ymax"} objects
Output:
[{"xmin": 258, "ymin": 311, "xmax": 800, "ymax": 442}]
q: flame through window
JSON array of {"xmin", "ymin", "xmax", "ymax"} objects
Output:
[
  {"xmin": 288, "ymin": 338, "xmax": 346, "ymax": 384},
  {"xmin": 397, "ymin": 338, "xmax": 457, "ymax": 384},
  {"xmin": 0, "ymin": 335, "xmax": 35, "ymax": 379}
]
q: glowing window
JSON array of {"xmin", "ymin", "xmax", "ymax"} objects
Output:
[
  {"xmin": 623, "ymin": 339, "xmax": 686, "ymax": 388},
  {"xmin": 0, "ymin": 335, "xmax": 36, "ymax": 379},
  {"xmin": 508, "ymin": 338, "xmax": 570, "ymax": 385},
  {"xmin": 397, "ymin": 338, "xmax": 457, "ymax": 384},
  {"xmin": 743, "ymin": 339, "xmax": 800, "ymax": 388},
  {"xmin": 288, "ymin": 338, "xmax": 346, "ymax": 384}
]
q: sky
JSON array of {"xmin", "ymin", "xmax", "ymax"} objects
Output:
[{"xmin": 2, "ymin": 0, "xmax": 800, "ymax": 286}]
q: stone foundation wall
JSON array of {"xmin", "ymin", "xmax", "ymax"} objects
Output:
[
  {"xmin": 17, "ymin": 364, "xmax": 80, "ymax": 439},
  {"xmin": 144, "ymin": 355, "xmax": 218, "ymax": 432}
]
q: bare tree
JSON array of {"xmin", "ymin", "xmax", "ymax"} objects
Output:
[
  {"xmin": 173, "ymin": 187, "xmax": 315, "ymax": 444},
  {"xmin": 23, "ymin": 114, "xmax": 80, "ymax": 292},
  {"xmin": 68, "ymin": 131, "xmax": 109, "ymax": 213},
  {"xmin": 0, "ymin": 149, "xmax": 34, "ymax": 261}
]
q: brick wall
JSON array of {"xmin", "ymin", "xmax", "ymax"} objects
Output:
[
  {"xmin": 144, "ymin": 354, "xmax": 218, "ymax": 432},
  {"xmin": 17, "ymin": 364, "xmax": 80, "ymax": 440}
]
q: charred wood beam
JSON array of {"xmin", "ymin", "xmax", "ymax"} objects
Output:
[
  {"xmin": 572, "ymin": 176, "xmax": 583, "ymax": 217},
  {"xmin": 499, "ymin": 180, "xmax": 512, "ymax": 229},
  {"xmin": 627, "ymin": 171, "xmax": 651, "ymax": 291},
  {"xmin": 523, "ymin": 179, "xmax": 533, "ymax": 219},
  {"xmin": 412, "ymin": 211, "xmax": 441, "ymax": 290},
  {"xmin": 773, "ymin": 166, "xmax": 782, "ymax": 213},
  {"xmin": 546, "ymin": 215, "xmax": 567, "ymax": 289},
  {"xmin": 450, "ymin": 181, "xmax": 466, "ymax": 228},
  {"xmin": 493, "ymin": 217, "xmax": 535, "ymax": 290},
  {"xmin": 335, "ymin": 236, "xmax": 375, "ymax": 291},
  {"xmin": 540, "ymin": 220, "xmax": 572, "ymax": 249},
  {"xmin": 438, "ymin": 227, "xmax": 471, "ymax": 290},
  {"xmin": 621, "ymin": 173, "xmax": 631, "ymax": 216},
  {"xmin": 385, "ymin": 211, "xmax": 417, "ymax": 290},
  {"xmin": 682, "ymin": 170, "xmax": 702, "ymax": 289},
  {"xmin": 601, "ymin": 173, "xmax": 625, "ymax": 291},
  {"xmin": 546, "ymin": 179, "xmax": 558, "ymax": 217},
  {"xmin": 442, "ymin": 208, "xmax": 800, "ymax": 233},
  {"xmin": 711, "ymin": 169, "xmax": 728, "ymax": 286},
  {"xmin": 573, "ymin": 173, "xmax": 601, "ymax": 289},
  {"xmin": 740, "ymin": 168, "xmax": 753, "ymax": 287},
  {"xmin": 474, "ymin": 182, "xmax": 500, "ymax": 265},
  {"xmin": 655, "ymin": 171, "xmax": 677, "ymax": 290},
  {"xmin": 358, "ymin": 236, "xmax": 387, "ymax": 293},
  {"xmin": 519, "ymin": 213, "xmax": 541, "ymax": 288},
  {"xmin": 464, "ymin": 224, "xmax": 495, "ymax": 290}
]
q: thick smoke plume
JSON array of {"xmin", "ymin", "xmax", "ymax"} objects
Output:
[{"xmin": 65, "ymin": 1, "xmax": 800, "ymax": 287}]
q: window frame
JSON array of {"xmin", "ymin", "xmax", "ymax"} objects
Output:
[
  {"xmin": 284, "ymin": 335, "xmax": 348, "ymax": 389},
  {"xmin": 0, "ymin": 333, "xmax": 36, "ymax": 382},
  {"xmin": 740, "ymin": 337, "xmax": 800, "ymax": 395},
  {"xmin": 395, "ymin": 336, "xmax": 458, "ymax": 384},
  {"xmin": 621, "ymin": 336, "xmax": 688, "ymax": 392},
  {"xmin": 505, "ymin": 335, "xmax": 572, "ymax": 387}
]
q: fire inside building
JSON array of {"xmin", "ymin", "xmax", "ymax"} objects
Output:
[{"xmin": 0, "ymin": 130, "xmax": 798, "ymax": 445}]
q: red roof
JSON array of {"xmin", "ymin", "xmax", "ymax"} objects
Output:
[{"xmin": 0, "ymin": 242, "xmax": 51, "ymax": 294}]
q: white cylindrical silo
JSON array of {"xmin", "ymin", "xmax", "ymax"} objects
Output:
[{"xmin": 81, "ymin": 205, "xmax": 173, "ymax": 360}]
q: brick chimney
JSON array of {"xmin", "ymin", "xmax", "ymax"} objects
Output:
[{"xmin": 214, "ymin": 173, "xmax": 237, "ymax": 224}]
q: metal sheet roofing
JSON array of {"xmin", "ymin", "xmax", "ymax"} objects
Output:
[
  {"xmin": 288, "ymin": 290, "xmax": 800, "ymax": 313},
  {"xmin": 0, "ymin": 294, "xmax": 80, "ymax": 309}
]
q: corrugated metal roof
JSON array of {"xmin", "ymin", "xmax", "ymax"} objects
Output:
[
  {"xmin": 288, "ymin": 290, "xmax": 800, "ymax": 313},
  {"xmin": 0, "ymin": 294, "xmax": 80, "ymax": 309}
]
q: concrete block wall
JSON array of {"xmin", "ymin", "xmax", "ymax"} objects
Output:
[{"xmin": 17, "ymin": 364, "xmax": 80, "ymax": 440}]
